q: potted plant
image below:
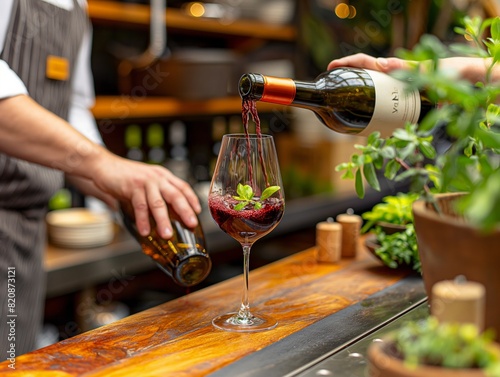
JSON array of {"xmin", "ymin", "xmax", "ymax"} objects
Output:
[
  {"xmin": 361, "ymin": 192, "xmax": 418, "ymax": 233},
  {"xmin": 361, "ymin": 193, "xmax": 421, "ymax": 273},
  {"xmin": 336, "ymin": 15, "xmax": 500, "ymax": 337},
  {"xmin": 368, "ymin": 316, "xmax": 500, "ymax": 376}
]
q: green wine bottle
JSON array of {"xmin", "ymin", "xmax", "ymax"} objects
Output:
[{"xmin": 239, "ymin": 68, "xmax": 433, "ymax": 138}]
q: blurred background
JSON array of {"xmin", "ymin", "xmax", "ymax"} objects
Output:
[{"xmin": 40, "ymin": 0, "xmax": 499, "ymax": 347}]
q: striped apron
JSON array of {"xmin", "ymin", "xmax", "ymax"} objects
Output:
[{"xmin": 0, "ymin": 0, "xmax": 88, "ymax": 357}]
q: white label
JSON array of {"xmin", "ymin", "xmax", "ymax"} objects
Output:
[{"xmin": 358, "ymin": 69, "xmax": 421, "ymax": 138}]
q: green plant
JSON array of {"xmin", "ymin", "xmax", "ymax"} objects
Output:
[
  {"xmin": 373, "ymin": 223, "xmax": 420, "ymax": 273},
  {"xmin": 336, "ymin": 16, "xmax": 500, "ymax": 232},
  {"xmin": 386, "ymin": 316, "xmax": 500, "ymax": 375},
  {"xmin": 233, "ymin": 183, "xmax": 281, "ymax": 210},
  {"xmin": 361, "ymin": 193, "xmax": 421, "ymax": 272},
  {"xmin": 361, "ymin": 192, "xmax": 419, "ymax": 233}
]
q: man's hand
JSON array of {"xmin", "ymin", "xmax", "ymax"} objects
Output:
[
  {"xmin": 328, "ymin": 53, "xmax": 409, "ymax": 72},
  {"xmin": 91, "ymin": 153, "xmax": 202, "ymax": 239}
]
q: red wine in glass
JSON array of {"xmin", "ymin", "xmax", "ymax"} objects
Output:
[
  {"xmin": 208, "ymin": 195, "xmax": 284, "ymax": 245},
  {"xmin": 208, "ymin": 133, "xmax": 285, "ymax": 332}
]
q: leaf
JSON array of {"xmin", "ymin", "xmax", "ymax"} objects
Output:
[
  {"xmin": 465, "ymin": 139, "xmax": 476, "ymax": 158},
  {"xmin": 380, "ymin": 146, "xmax": 396, "ymax": 159},
  {"xmin": 487, "ymin": 36, "xmax": 500, "ymax": 65},
  {"xmin": 425, "ymin": 164, "xmax": 442, "ymax": 190},
  {"xmin": 253, "ymin": 202, "xmax": 262, "ymax": 210},
  {"xmin": 392, "ymin": 128, "xmax": 414, "ymax": 141},
  {"xmin": 490, "ymin": 17, "xmax": 500, "ymax": 41},
  {"xmin": 475, "ymin": 127, "xmax": 500, "ymax": 150},
  {"xmin": 260, "ymin": 186, "xmax": 281, "ymax": 200},
  {"xmin": 419, "ymin": 140, "xmax": 436, "ymax": 159},
  {"xmin": 463, "ymin": 171, "xmax": 500, "ymax": 231},
  {"xmin": 373, "ymin": 154, "xmax": 384, "ymax": 169},
  {"xmin": 363, "ymin": 163, "xmax": 381, "ymax": 191},
  {"xmin": 234, "ymin": 201, "xmax": 248, "ymax": 211},
  {"xmin": 394, "ymin": 168, "xmax": 421, "ymax": 182},
  {"xmin": 398, "ymin": 142, "xmax": 417, "ymax": 160},
  {"xmin": 335, "ymin": 162, "xmax": 350, "ymax": 171},
  {"xmin": 385, "ymin": 159, "xmax": 400, "ymax": 180},
  {"xmin": 237, "ymin": 183, "xmax": 254, "ymax": 201},
  {"xmin": 341, "ymin": 169, "xmax": 355, "ymax": 180},
  {"xmin": 486, "ymin": 103, "xmax": 500, "ymax": 125},
  {"xmin": 367, "ymin": 132, "xmax": 381, "ymax": 145},
  {"xmin": 355, "ymin": 168, "xmax": 365, "ymax": 199}
]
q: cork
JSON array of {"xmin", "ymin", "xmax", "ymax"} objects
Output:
[
  {"xmin": 336, "ymin": 213, "xmax": 362, "ymax": 258},
  {"xmin": 316, "ymin": 220, "xmax": 342, "ymax": 263},
  {"xmin": 431, "ymin": 279, "xmax": 485, "ymax": 330}
]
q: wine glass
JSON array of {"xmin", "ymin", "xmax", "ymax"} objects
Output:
[{"xmin": 208, "ymin": 133, "xmax": 285, "ymax": 332}]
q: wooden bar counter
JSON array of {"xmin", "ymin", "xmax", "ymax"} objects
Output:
[{"xmin": 0, "ymin": 242, "xmax": 425, "ymax": 376}]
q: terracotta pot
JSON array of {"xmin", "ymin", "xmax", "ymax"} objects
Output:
[
  {"xmin": 368, "ymin": 339, "xmax": 486, "ymax": 377},
  {"xmin": 412, "ymin": 193, "xmax": 500, "ymax": 338}
]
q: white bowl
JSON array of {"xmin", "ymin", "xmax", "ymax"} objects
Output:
[{"xmin": 46, "ymin": 208, "xmax": 115, "ymax": 248}]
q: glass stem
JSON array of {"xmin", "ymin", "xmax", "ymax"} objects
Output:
[{"xmin": 238, "ymin": 245, "xmax": 252, "ymax": 320}]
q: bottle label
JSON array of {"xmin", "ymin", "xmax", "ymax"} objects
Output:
[{"xmin": 359, "ymin": 69, "xmax": 421, "ymax": 138}]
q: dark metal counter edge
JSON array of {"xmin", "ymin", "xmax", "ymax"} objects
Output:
[{"xmin": 208, "ymin": 274, "xmax": 426, "ymax": 377}]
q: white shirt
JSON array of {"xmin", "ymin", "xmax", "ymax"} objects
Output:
[{"xmin": 0, "ymin": 0, "xmax": 102, "ymax": 144}]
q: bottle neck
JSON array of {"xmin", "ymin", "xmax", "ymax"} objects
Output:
[{"xmin": 239, "ymin": 74, "xmax": 320, "ymax": 107}]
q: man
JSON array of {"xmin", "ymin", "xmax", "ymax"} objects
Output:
[{"xmin": 0, "ymin": 0, "xmax": 201, "ymax": 357}]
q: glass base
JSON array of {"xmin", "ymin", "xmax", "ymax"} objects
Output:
[{"xmin": 212, "ymin": 312, "xmax": 278, "ymax": 333}]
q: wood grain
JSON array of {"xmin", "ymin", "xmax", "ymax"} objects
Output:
[{"xmin": 0, "ymin": 244, "xmax": 409, "ymax": 376}]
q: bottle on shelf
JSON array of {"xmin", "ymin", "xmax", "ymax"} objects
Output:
[
  {"xmin": 165, "ymin": 120, "xmax": 192, "ymax": 182},
  {"xmin": 146, "ymin": 123, "xmax": 166, "ymax": 165},
  {"xmin": 210, "ymin": 116, "xmax": 226, "ymax": 173},
  {"xmin": 238, "ymin": 68, "xmax": 434, "ymax": 138},
  {"xmin": 124, "ymin": 124, "xmax": 144, "ymax": 162},
  {"xmin": 119, "ymin": 202, "xmax": 212, "ymax": 287}
]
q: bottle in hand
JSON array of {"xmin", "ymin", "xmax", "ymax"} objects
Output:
[
  {"xmin": 238, "ymin": 68, "xmax": 434, "ymax": 138},
  {"xmin": 120, "ymin": 202, "xmax": 211, "ymax": 287}
]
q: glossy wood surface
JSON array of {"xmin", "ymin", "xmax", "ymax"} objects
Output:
[{"xmin": 1, "ymin": 243, "xmax": 409, "ymax": 376}]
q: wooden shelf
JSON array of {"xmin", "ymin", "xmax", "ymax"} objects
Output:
[
  {"xmin": 91, "ymin": 95, "xmax": 285, "ymax": 120},
  {"xmin": 87, "ymin": 1, "xmax": 296, "ymax": 120},
  {"xmin": 86, "ymin": 0, "xmax": 297, "ymax": 41}
]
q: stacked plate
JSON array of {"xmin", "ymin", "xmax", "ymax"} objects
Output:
[{"xmin": 46, "ymin": 208, "xmax": 115, "ymax": 248}]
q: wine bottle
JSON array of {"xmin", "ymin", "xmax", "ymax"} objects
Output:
[
  {"xmin": 146, "ymin": 123, "xmax": 166, "ymax": 165},
  {"xmin": 124, "ymin": 124, "xmax": 144, "ymax": 162},
  {"xmin": 238, "ymin": 68, "xmax": 434, "ymax": 138},
  {"xmin": 120, "ymin": 202, "xmax": 211, "ymax": 287}
]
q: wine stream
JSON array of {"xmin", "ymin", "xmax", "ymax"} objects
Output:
[{"xmin": 242, "ymin": 99, "xmax": 269, "ymax": 188}]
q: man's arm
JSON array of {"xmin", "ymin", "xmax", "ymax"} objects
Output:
[
  {"xmin": 327, "ymin": 53, "xmax": 500, "ymax": 84},
  {"xmin": 0, "ymin": 94, "xmax": 201, "ymax": 239}
]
